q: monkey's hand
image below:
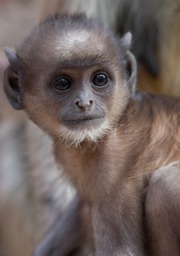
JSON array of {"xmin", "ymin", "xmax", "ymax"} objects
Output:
[{"xmin": 33, "ymin": 198, "xmax": 85, "ymax": 256}]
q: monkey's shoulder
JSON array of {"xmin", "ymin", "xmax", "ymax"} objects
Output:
[
  {"xmin": 132, "ymin": 92, "xmax": 180, "ymax": 118},
  {"xmin": 120, "ymin": 92, "xmax": 180, "ymax": 136}
]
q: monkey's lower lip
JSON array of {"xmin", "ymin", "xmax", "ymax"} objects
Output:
[{"xmin": 64, "ymin": 117, "xmax": 103, "ymax": 128}]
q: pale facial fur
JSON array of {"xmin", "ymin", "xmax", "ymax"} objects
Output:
[{"xmin": 58, "ymin": 119, "xmax": 113, "ymax": 147}]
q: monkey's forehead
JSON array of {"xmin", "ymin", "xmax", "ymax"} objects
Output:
[
  {"xmin": 21, "ymin": 29, "xmax": 119, "ymax": 67},
  {"xmin": 54, "ymin": 31, "xmax": 107, "ymax": 58}
]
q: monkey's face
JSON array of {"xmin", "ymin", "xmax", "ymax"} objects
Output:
[
  {"xmin": 3, "ymin": 15, "xmax": 135, "ymax": 146},
  {"xmin": 21, "ymin": 56, "xmax": 129, "ymax": 146}
]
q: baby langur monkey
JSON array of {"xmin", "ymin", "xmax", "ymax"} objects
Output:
[{"xmin": 3, "ymin": 14, "xmax": 180, "ymax": 256}]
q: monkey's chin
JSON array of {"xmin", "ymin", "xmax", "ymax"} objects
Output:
[{"xmin": 58, "ymin": 120, "xmax": 112, "ymax": 147}]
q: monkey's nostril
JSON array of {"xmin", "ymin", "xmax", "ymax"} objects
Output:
[{"xmin": 74, "ymin": 99, "xmax": 93, "ymax": 109}]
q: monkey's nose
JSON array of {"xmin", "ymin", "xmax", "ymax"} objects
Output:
[{"xmin": 74, "ymin": 98, "xmax": 94, "ymax": 110}]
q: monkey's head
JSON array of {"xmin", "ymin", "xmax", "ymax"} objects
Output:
[{"xmin": 3, "ymin": 14, "xmax": 137, "ymax": 146}]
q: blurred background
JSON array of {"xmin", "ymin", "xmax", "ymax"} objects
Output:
[{"xmin": 0, "ymin": 0, "xmax": 180, "ymax": 256}]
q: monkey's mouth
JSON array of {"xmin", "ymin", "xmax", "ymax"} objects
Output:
[{"xmin": 63, "ymin": 116, "xmax": 104, "ymax": 129}]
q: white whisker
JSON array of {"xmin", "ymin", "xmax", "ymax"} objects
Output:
[{"xmin": 57, "ymin": 120, "xmax": 112, "ymax": 147}]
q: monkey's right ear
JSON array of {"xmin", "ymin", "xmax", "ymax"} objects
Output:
[{"xmin": 3, "ymin": 48, "xmax": 23, "ymax": 110}]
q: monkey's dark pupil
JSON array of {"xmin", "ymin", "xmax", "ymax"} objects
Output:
[
  {"xmin": 93, "ymin": 74, "xmax": 108, "ymax": 86},
  {"xmin": 53, "ymin": 77, "xmax": 71, "ymax": 90}
]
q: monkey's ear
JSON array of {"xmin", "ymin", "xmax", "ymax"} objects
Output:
[
  {"xmin": 125, "ymin": 51, "xmax": 137, "ymax": 94},
  {"xmin": 120, "ymin": 32, "xmax": 137, "ymax": 93},
  {"xmin": 120, "ymin": 32, "xmax": 132, "ymax": 52},
  {"xmin": 3, "ymin": 48, "xmax": 23, "ymax": 110},
  {"xmin": 4, "ymin": 47, "xmax": 18, "ymax": 66}
]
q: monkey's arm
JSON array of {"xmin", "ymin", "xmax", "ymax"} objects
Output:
[
  {"xmin": 91, "ymin": 190, "xmax": 145, "ymax": 256},
  {"xmin": 145, "ymin": 163, "xmax": 180, "ymax": 256},
  {"xmin": 33, "ymin": 196, "xmax": 86, "ymax": 256}
]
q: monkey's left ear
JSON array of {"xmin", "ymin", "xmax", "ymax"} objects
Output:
[
  {"xmin": 120, "ymin": 32, "xmax": 132, "ymax": 52},
  {"xmin": 120, "ymin": 32, "xmax": 137, "ymax": 94},
  {"xmin": 125, "ymin": 51, "xmax": 137, "ymax": 94},
  {"xmin": 3, "ymin": 48, "xmax": 24, "ymax": 110}
]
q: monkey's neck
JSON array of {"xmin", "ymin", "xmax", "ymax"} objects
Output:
[{"xmin": 54, "ymin": 93, "xmax": 180, "ymax": 201}]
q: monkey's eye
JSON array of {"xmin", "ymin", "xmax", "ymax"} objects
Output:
[
  {"xmin": 52, "ymin": 76, "xmax": 71, "ymax": 91},
  {"xmin": 92, "ymin": 72, "xmax": 109, "ymax": 87}
]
